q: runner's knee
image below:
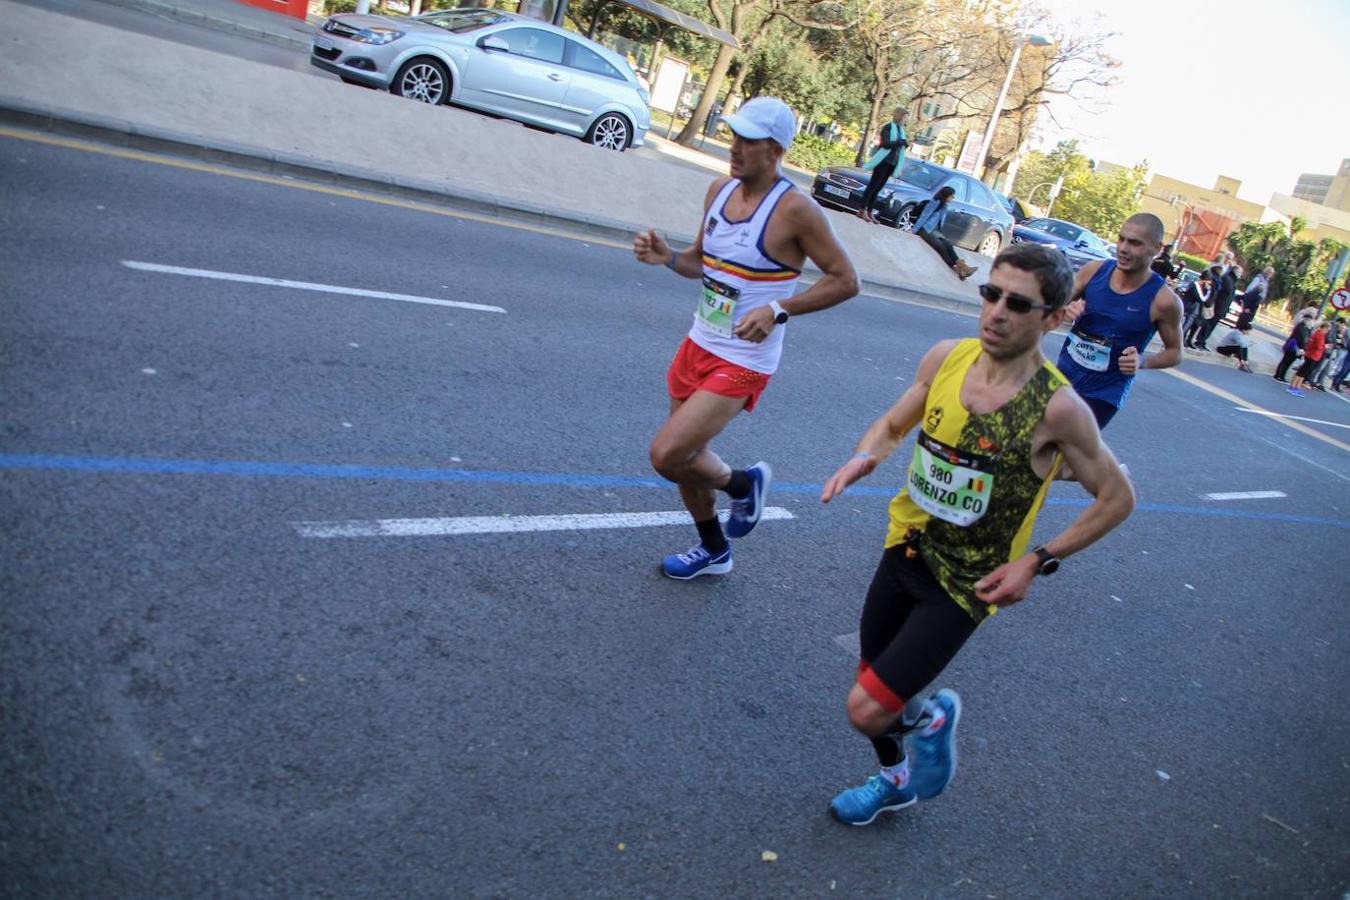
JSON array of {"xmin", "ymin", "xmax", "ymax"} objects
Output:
[
  {"xmin": 649, "ymin": 436, "xmax": 697, "ymax": 479},
  {"xmin": 847, "ymin": 683, "xmax": 899, "ymax": 736}
]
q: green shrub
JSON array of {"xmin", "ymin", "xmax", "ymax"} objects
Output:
[
  {"xmin": 786, "ymin": 133, "xmax": 855, "ymax": 173},
  {"xmin": 1176, "ymin": 251, "xmax": 1209, "ymax": 271},
  {"xmin": 323, "ymin": 0, "xmax": 360, "ymax": 13}
]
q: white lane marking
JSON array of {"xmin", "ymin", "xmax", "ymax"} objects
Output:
[
  {"xmin": 295, "ymin": 506, "xmax": 795, "ymax": 538},
  {"xmin": 121, "ymin": 261, "xmax": 507, "ymax": 314},
  {"xmin": 1203, "ymin": 490, "xmax": 1288, "ymax": 501},
  {"xmin": 1234, "ymin": 407, "xmax": 1350, "ymax": 430}
]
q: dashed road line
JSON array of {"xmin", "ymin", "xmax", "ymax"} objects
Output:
[
  {"xmin": 294, "ymin": 507, "xmax": 795, "ymax": 538},
  {"xmin": 121, "ymin": 261, "xmax": 506, "ymax": 314},
  {"xmin": 1203, "ymin": 491, "xmax": 1288, "ymax": 501},
  {"xmin": 1233, "ymin": 406, "xmax": 1350, "ymax": 430}
]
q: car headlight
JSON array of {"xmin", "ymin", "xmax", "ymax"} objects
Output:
[{"xmin": 353, "ymin": 28, "xmax": 403, "ymax": 44}]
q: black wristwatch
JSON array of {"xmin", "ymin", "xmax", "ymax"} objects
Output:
[
  {"xmin": 1032, "ymin": 545, "xmax": 1059, "ymax": 576},
  {"xmin": 769, "ymin": 300, "xmax": 790, "ymax": 325}
]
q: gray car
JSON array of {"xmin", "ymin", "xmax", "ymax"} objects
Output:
[{"xmin": 311, "ymin": 8, "xmax": 649, "ymax": 150}]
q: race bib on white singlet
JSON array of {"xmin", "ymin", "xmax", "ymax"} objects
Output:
[
  {"xmin": 1066, "ymin": 328, "xmax": 1112, "ymax": 372},
  {"xmin": 697, "ymin": 275, "xmax": 739, "ymax": 337},
  {"xmin": 908, "ymin": 431, "xmax": 996, "ymax": 527}
]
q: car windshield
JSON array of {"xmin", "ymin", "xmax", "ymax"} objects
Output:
[
  {"xmin": 420, "ymin": 9, "xmax": 507, "ymax": 32},
  {"xmin": 1025, "ymin": 219, "xmax": 1081, "ymax": 241},
  {"xmin": 894, "ymin": 161, "xmax": 947, "ymax": 192}
]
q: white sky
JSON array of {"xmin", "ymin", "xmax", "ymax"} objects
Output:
[{"xmin": 1028, "ymin": 0, "xmax": 1350, "ymax": 205}]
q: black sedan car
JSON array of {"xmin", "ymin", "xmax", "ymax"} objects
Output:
[
  {"xmin": 1011, "ymin": 217, "xmax": 1113, "ymax": 271},
  {"xmin": 812, "ymin": 159, "xmax": 1013, "ymax": 256}
]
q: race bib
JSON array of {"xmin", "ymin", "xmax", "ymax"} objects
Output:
[
  {"xmin": 697, "ymin": 275, "xmax": 739, "ymax": 338},
  {"xmin": 908, "ymin": 431, "xmax": 996, "ymax": 527},
  {"xmin": 1066, "ymin": 328, "xmax": 1112, "ymax": 372}
]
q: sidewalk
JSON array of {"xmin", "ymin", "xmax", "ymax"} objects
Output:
[{"xmin": 5, "ymin": 0, "xmax": 1275, "ymax": 374}]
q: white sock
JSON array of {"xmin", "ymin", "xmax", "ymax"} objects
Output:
[{"xmin": 880, "ymin": 756, "xmax": 911, "ymax": 789}]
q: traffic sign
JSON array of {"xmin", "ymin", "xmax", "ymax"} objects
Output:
[{"xmin": 1331, "ymin": 288, "xmax": 1350, "ymax": 311}]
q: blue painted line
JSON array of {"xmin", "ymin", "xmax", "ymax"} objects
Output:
[{"xmin": 3, "ymin": 451, "xmax": 1347, "ymax": 528}]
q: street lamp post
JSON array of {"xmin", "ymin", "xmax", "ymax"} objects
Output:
[{"xmin": 972, "ymin": 33, "xmax": 1050, "ymax": 182}]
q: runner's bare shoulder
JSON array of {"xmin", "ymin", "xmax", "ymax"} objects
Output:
[{"xmin": 704, "ymin": 176, "xmax": 733, "ymax": 210}]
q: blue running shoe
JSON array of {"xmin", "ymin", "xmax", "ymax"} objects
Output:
[
  {"xmin": 909, "ymin": 689, "xmax": 961, "ymax": 800},
  {"xmin": 725, "ymin": 461, "xmax": 772, "ymax": 539},
  {"xmin": 661, "ymin": 544, "xmax": 732, "ymax": 580},
  {"xmin": 829, "ymin": 775, "xmax": 917, "ymax": 826}
]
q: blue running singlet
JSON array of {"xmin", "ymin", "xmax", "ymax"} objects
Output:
[{"xmin": 1055, "ymin": 260, "xmax": 1163, "ymax": 411}]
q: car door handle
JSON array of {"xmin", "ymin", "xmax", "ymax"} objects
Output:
[{"xmin": 548, "ymin": 73, "xmax": 561, "ymax": 81}]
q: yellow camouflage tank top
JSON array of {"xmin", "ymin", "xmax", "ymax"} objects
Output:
[{"xmin": 886, "ymin": 339, "xmax": 1068, "ymax": 623}]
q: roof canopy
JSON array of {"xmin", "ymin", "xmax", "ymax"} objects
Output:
[{"xmin": 586, "ymin": 0, "xmax": 739, "ymax": 48}]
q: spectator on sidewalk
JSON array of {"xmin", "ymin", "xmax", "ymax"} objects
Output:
[
  {"xmin": 1195, "ymin": 259, "xmax": 1227, "ymax": 350},
  {"xmin": 1288, "ymin": 320, "xmax": 1329, "ymax": 397},
  {"xmin": 1151, "ymin": 243, "xmax": 1179, "ymax": 280},
  {"xmin": 857, "ymin": 108, "xmax": 908, "ymax": 224},
  {"xmin": 1215, "ymin": 322, "xmax": 1254, "ymax": 372},
  {"xmin": 911, "ymin": 186, "xmax": 977, "ymax": 280},
  {"xmin": 1274, "ymin": 308, "xmax": 1316, "ymax": 382},
  {"xmin": 1311, "ymin": 316, "xmax": 1346, "ymax": 390},
  {"xmin": 1235, "ymin": 266, "xmax": 1273, "ymax": 329},
  {"xmin": 1333, "ymin": 336, "xmax": 1350, "ymax": 393},
  {"xmin": 1182, "ymin": 270, "xmax": 1213, "ymax": 348}
]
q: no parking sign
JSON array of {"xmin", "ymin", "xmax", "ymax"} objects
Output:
[{"xmin": 1332, "ymin": 288, "xmax": 1350, "ymax": 311}]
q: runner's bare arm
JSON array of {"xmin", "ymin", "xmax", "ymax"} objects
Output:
[
  {"xmin": 1061, "ymin": 259, "xmax": 1103, "ymax": 325},
  {"xmin": 821, "ymin": 340, "xmax": 958, "ymax": 503},
  {"xmin": 973, "ymin": 389, "xmax": 1134, "ymax": 605},
  {"xmin": 632, "ymin": 177, "xmax": 731, "ymax": 277},
  {"xmin": 734, "ymin": 192, "xmax": 860, "ymax": 342}
]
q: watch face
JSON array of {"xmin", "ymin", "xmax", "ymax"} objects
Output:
[
  {"xmin": 1040, "ymin": 558, "xmax": 1059, "ymax": 575},
  {"xmin": 775, "ymin": 312, "xmax": 789, "ymax": 324}
]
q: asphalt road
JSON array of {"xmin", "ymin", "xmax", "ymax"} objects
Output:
[{"xmin": 2, "ymin": 132, "xmax": 1348, "ymax": 898}]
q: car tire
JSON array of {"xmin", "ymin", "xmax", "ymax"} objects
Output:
[
  {"xmin": 893, "ymin": 204, "xmax": 917, "ymax": 232},
  {"xmin": 392, "ymin": 58, "xmax": 450, "ymax": 105},
  {"xmin": 977, "ymin": 230, "xmax": 1002, "ymax": 257},
  {"xmin": 585, "ymin": 113, "xmax": 630, "ymax": 151}
]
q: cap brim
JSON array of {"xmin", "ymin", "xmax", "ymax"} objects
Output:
[{"xmin": 720, "ymin": 113, "xmax": 771, "ymax": 141}]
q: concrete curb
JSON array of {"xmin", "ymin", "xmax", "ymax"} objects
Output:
[
  {"xmin": 93, "ymin": 0, "xmax": 318, "ymax": 51},
  {"xmin": 0, "ymin": 96, "xmax": 981, "ymax": 317}
]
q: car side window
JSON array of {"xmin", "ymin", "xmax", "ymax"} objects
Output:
[
  {"xmin": 970, "ymin": 181, "xmax": 997, "ymax": 210},
  {"xmin": 565, "ymin": 40, "xmax": 624, "ymax": 80},
  {"xmin": 495, "ymin": 28, "xmax": 565, "ymax": 64},
  {"xmin": 944, "ymin": 179, "xmax": 970, "ymax": 203}
]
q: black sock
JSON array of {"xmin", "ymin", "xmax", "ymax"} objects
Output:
[
  {"xmin": 695, "ymin": 518, "xmax": 727, "ymax": 554},
  {"xmin": 723, "ymin": 470, "xmax": 752, "ymax": 499},
  {"xmin": 869, "ymin": 735, "xmax": 902, "ymax": 768}
]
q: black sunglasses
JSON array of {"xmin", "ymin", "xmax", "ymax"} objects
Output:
[{"xmin": 978, "ymin": 283, "xmax": 1055, "ymax": 314}]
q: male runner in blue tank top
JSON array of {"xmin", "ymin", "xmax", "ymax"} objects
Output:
[
  {"xmin": 1057, "ymin": 212, "xmax": 1183, "ymax": 429},
  {"xmin": 632, "ymin": 98, "xmax": 860, "ymax": 579}
]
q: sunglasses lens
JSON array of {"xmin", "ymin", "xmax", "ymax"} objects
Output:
[{"xmin": 979, "ymin": 283, "xmax": 1033, "ymax": 313}]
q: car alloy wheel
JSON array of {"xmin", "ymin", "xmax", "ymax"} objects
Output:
[
  {"xmin": 395, "ymin": 59, "xmax": 447, "ymax": 105},
  {"xmin": 588, "ymin": 114, "xmax": 629, "ymax": 151},
  {"xmin": 894, "ymin": 205, "xmax": 916, "ymax": 232},
  {"xmin": 977, "ymin": 231, "xmax": 1002, "ymax": 256}
]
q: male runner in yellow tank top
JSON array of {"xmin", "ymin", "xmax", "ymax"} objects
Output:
[{"xmin": 818, "ymin": 242, "xmax": 1135, "ymax": 825}]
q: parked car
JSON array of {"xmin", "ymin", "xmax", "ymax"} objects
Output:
[
  {"xmin": 311, "ymin": 8, "xmax": 650, "ymax": 150},
  {"xmin": 1011, "ymin": 217, "xmax": 1113, "ymax": 270},
  {"xmin": 811, "ymin": 159, "xmax": 1012, "ymax": 256},
  {"xmin": 994, "ymin": 191, "xmax": 1034, "ymax": 223}
]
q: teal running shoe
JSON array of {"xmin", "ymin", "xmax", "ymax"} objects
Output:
[{"xmin": 829, "ymin": 774, "xmax": 917, "ymax": 826}]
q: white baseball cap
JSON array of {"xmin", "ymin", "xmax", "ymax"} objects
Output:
[{"xmin": 721, "ymin": 97, "xmax": 797, "ymax": 151}]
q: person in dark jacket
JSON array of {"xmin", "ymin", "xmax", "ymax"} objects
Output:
[
  {"xmin": 1151, "ymin": 243, "xmax": 1178, "ymax": 280},
  {"xmin": 1288, "ymin": 321, "xmax": 1329, "ymax": 396},
  {"xmin": 858, "ymin": 107, "xmax": 908, "ymax": 224},
  {"xmin": 1182, "ymin": 271, "xmax": 1213, "ymax": 348},
  {"xmin": 1198, "ymin": 262, "xmax": 1239, "ymax": 349},
  {"xmin": 1274, "ymin": 308, "xmax": 1316, "ymax": 382},
  {"xmin": 1235, "ymin": 265, "xmax": 1273, "ymax": 329},
  {"xmin": 911, "ymin": 186, "xmax": 978, "ymax": 279}
]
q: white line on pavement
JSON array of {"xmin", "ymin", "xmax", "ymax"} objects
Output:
[
  {"xmin": 1203, "ymin": 491, "xmax": 1288, "ymax": 501},
  {"xmin": 121, "ymin": 261, "xmax": 507, "ymax": 314},
  {"xmin": 295, "ymin": 506, "xmax": 796, "ymax": 538},
  {"xmin": 1233, "ymin": 406, "xmax": 1350, "ymax": 430}
]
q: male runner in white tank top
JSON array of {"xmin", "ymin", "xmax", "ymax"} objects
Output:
[{"xmin": 633, "ymin": 97, "xmax": 860, "ymax": 579}]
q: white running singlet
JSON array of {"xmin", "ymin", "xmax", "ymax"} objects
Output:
[{"xmin": 688, "ymin": 177, "xmax": 801, "ymax": 375}]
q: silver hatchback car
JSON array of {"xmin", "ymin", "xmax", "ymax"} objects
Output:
[{"xmin": 311, "ymin": 8, "xmax": 650, "ymax": 150}]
